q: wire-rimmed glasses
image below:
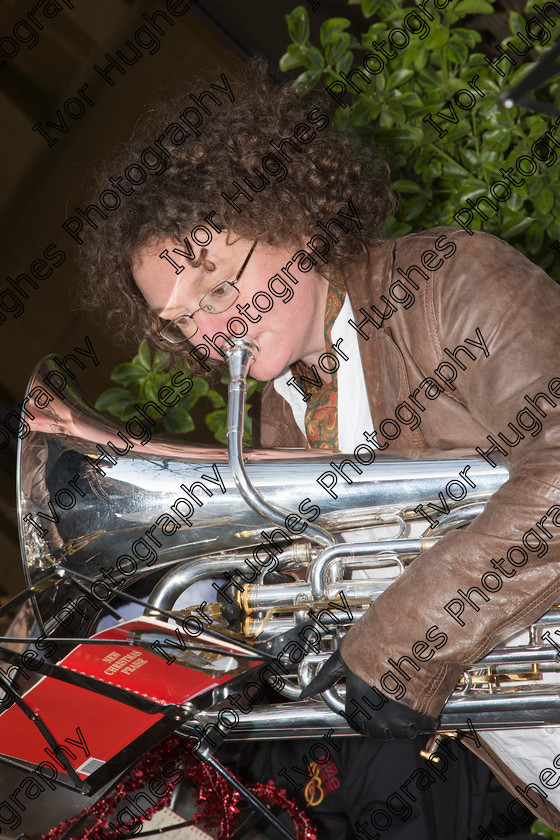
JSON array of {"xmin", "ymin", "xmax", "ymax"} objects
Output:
[{"xmin": 159, "ymin": 240, "xmax": 258, "ymax": 344}]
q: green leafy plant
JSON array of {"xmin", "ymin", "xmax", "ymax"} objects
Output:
[
  {"xmin": 96, "ymin": 340, "xmax": 263, "ymax": 445},
  {"xmin": 280, "ymin": 0, "xmax": 560, "ymax": 276},
  {"xmin": 532, "ymin": 820, "xmax": 560, "ymax": 838}
]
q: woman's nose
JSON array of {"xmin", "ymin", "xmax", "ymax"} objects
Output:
[{"xmin": 193, "ymin": 310, "xmax": 238, "ymax": 358}]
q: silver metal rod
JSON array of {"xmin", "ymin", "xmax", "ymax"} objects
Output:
[
  {"xmin": 245, "ymin": 580, "xmax": 391, "ymax": 610},
  {"xmin": 309, "ymin": 540, "xmax": 416, "ymax": 599},
  {"xmin": 147, "ymin": 554, "xmax": 253, "ymax": 613},
  {"xmin": 196, "ymin": 693, "xmax": 560, "ymax": 739},
  {"xmin": 429, "ymin": 504, "xmax": 485, "ymax": 536},
  {"xmin": 224, "ymin": 339, "xmax": 337, "ymax": 548},
  {"xmin": 472, "ymin": 645, "xmax": 560, "ymax": 666}
]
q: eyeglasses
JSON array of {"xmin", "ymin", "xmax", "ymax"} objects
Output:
[{"xmin": 159, "ymin": 240, "xmax": 258, "ymax": 344}]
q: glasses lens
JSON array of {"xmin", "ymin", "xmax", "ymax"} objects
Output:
[
  {"xmin": 200, "ymin": 281, "xmax": 239, "ymax": 314},
  {"xmin": 160, "ymin": 314, "xmax": 196, "ymax": 344}
]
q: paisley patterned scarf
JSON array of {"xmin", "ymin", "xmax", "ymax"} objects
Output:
[{"xmin": 290, "ymin": 274, "xmax": 346, "ymax": 449}]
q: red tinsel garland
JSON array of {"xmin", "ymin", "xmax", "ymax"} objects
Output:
[{"xmin": 42, "ymin": 735, "xmax": 316, "ymax": 840}]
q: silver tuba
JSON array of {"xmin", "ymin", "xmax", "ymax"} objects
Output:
[{"xmin": 15, "ymin": 344, "xmax": 560, "ymax": 746}]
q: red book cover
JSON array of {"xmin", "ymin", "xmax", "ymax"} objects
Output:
[{"xmin": 0, "ymin": 617, "xmax": 262, "ymax": 791}]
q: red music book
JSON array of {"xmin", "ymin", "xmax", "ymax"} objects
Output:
[{"xmin": 0, "ymin": 617, "xmax": 263, "ymax": 791}]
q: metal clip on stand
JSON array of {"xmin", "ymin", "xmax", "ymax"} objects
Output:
[{"xmin": 500, "ymin": 40, "xmax": 560, "ymax": 118}]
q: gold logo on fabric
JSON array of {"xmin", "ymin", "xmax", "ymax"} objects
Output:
[{"xmin": 304, "ymin": 762, "xmax": 324, "ymax": 807}]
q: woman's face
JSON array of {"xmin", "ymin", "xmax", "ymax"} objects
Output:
[{"xmin": 132, "ymin": 233, "xmax": 329, "ymax": 381}]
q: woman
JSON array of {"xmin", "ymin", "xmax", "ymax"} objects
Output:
[{"xmin": 84, "ymin": 63, "xmax": 557, "ymax": 837}]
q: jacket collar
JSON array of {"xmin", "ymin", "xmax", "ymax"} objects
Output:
[{"xmin": 257, "ymin": 237, "xmax": 423, "ymax": 451}]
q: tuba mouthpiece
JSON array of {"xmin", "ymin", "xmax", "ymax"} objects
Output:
[{"xmin": 222, "ymin": 338, "xmax": 259, "ymax": 383}]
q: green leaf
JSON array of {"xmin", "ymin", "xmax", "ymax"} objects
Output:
[
  {"xmin": 293, "ymin": 68, "xmax": 323, "ymax": 94},
  {"xmin": 402, "ymin": 195, "xmax": 429, "ymax": 221},
  {"xmin": 163, "ymin": 405, "xmax": 195, "ymax": 435},
  {"xmin": 393, "ymin": 91, "xmax": 423, "ymax": 108},
  {"xmin": 456, "ymin": 177, "xmax": 488, "ymax": 201},
  {"xmin": 352, "ymin": 96, "xmax": 380, "ymax": 125},
  {"xmin": 246, "ymin": 377, "xmax": 265, "ymax": 399},
  {"xmin": 379, "ymin": 105, "xmax": 401, "ymax": 128},
  {"xmin": 525, "ymin": 114, "xmax": 549, "ymax": 135},
  {"xmin": 530, "ymin": 817, "xmax": 560, "ymax": 837},
  {"xmin": 549, "ymin": 219, "xmax": 560, "ymax": 241},
  {"xmin": 178, "ymin": 377, "xmax": 208, "ymax": 410},
  {"xmin": 526, "ymin": 178, "xmax": 544, "ymax": 200},
  {"xmin": 320, "ymin": 17, "xmax": 351, "ymax": 47},
  {"xmin": 441, "ymin": 159, "xmax": 469, "ymax": 177},
  {"xmin": 508, "ymin": 189, "xmax": 525, "ymax": 212},
  {"xmin": 325, "ymin": 33, "xmax": 351, "ymax": 67},
  {"xmin": 152, "ymin": 351, "xmax": 171, "ymax": 373},
  {"xmin": 302, "ymin": 46, "xmax": 325, "ymax": 71},
  {"xmin": 392, "ymin": 179, "xmax": 423, "ymax": 194},
  {"xmin": 426, "ymin": 26, "xmax": 449, "ymax": 49},
  {"xmin": 280, "ymin": 45, "xmax": 307, "ymax": 72},
  {"xmin": 121, "ymin": 404, "xmax": 148, "ymax": 423},
  {"xmin": 208, "ymin": 388, "xmax": 226, "ymax": 409},
  {"xmin": 110, "ymin": 362, "xmax": 146, "ymax": 387},
  {"xmin": 139, "ymin": 377, "xmax": 160, "ymax": 404},
  {"xmin": 482, "ymin": 129, "xmax": 512, "ymax": 153},
  {"xmin": 501, "ymin": 215, "xmax": 535, "ymax": 238},
  {"xmin": 95, "ymin": 389, "xmax": 137, "ymax": 415},
  {"xmin": 385, "ymin": 68, "xmax": 414, "ymax": 92},
  {"xmin": 286, "ymin": 6, "xmax": 310, "ymax": 45},
  {"xmin": 364, "ymin": 22, "xmax": 388, "ymax": 44},
  {"xmin": 526, "ymin": 221, "xmax": 545, "ymax": 254},
  {"xmin": 417, "ymin": 66, "xmax": 440, "ymax": 88},
  {"xmin": 453, "ymin": 27, "xmax": 481, "ymax": 48},
  {"xmin": 376, "ymin": 125, "xmax": 424, "ymax": 143},
  {"xmin": 384, "ymin": 218, "xmax": 413, "ymax": 238},
  {"xmin": 335, "ymin": 51, "xmax": 354, "ymax": 76},
  {"xmin": 205, "ymin": 409, "xmax": 228, "ymax": 445},
  {"xmin": 135, "ymin": 339, "xmax": 151, "ymax": 370},
  {"xmin": 446, "ymin": 40, "xmax": 469, "ymax": 64},
  {"xmin": 509, "ymin": 11, "xmax": 527, "ymax": 35},
  {"xmin": 439, "ymin": 122, "xmax": 471, "ymax": 143},
  {"xmin": 412, "ymin": 47, "xmax": 428, "ymax": 72},
  {"xmin": 453, "ymin": 0, "xmax": 494, "ymax": 15},
  {"xmin": 534, "ymin": 187, "xmax": 555, "ymax": 215},
  {"xmin": 361, "ymin": 0, "xmax": 386, "ymax": 17}
]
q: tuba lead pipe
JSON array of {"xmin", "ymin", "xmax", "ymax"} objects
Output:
[{"xmin": 223, "ymin": 339, "xmax": 337, "ymax": 548}]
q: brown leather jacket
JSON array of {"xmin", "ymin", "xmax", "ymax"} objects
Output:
[{"xmin": 255, "ymin": 226, "xmax": 560, "ymax": 827}]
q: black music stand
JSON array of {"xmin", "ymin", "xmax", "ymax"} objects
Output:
[{"xmin": 499, "ymin": 40, "xmax": 560, "ymax": 118}]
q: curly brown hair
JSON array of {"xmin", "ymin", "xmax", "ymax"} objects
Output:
[{"xmin": 82, "ymin": 59, "xmax": 397, "ymax": 372}]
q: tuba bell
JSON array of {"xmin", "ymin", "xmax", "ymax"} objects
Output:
[{"xmin": 13, "ymin": 344, "xmax": 560, "ymax": 743}]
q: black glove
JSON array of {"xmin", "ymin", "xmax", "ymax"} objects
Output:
[{"xmin": 300, "ymin": 651, "xmax": 439, "ymax": 740}]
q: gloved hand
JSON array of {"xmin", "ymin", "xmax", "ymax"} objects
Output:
[{"xmin": 300, "ymin": 650, "xmax": 439, "ymax": 740}]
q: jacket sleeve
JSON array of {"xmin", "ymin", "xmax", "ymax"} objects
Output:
[{"xmin": 340, "ymin": 231, "xmax": 560, "ymax": 717}]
